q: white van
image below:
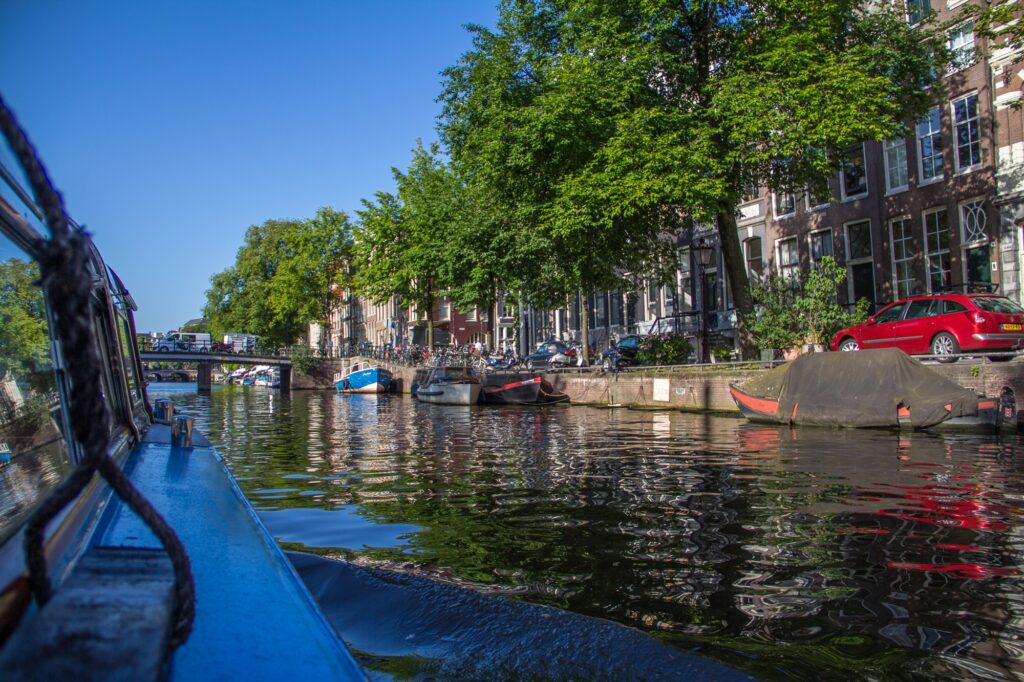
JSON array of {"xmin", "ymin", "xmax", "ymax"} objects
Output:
[{"xmin": 154, "ymin": 331, "xmax": 213, "ymax": 352}]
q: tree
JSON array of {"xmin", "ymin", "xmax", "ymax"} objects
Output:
[
  {"xmin": 203, "ymin": 210, "xmax": 353, "ymax": 348},
  {"xmin": 353, "ymin": 142, "xmax": 457, "ymax": 348},
  {"xmin": 0, "ymin": 258, "xmax": 51, "ymax": 388},
  {"xmin": 440, "ymin": 0, "xmax": 946, "ymax": 358},
  {"xmin": 271, "ymin": 207, "xmax": 354, "ymax": 347}
]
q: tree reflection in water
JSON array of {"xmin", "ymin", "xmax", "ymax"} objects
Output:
[{"xmin": 156, "ymin": 387, "xmax": 1024, "ymax": 681}]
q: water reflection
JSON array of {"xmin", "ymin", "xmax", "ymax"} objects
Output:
[{"xmin": 155, "ymin": 385, "xmax": 1024, "ymax": 680}]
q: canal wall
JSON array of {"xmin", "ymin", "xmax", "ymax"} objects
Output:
[{"xmin": 293, "ymin": 357, "xmax": 1024, "ymax": 413}]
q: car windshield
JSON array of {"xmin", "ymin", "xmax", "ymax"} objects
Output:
[{"xmin": 973, "ymin": 297, "xmax": 1024, "ymax": 314}]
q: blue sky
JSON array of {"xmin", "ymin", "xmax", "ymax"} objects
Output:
[{"xmin": 0, "ymin": 0, "xmax": 496, "ymax": 333}]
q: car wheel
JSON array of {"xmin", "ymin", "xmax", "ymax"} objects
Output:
[
  {"xmin": 526, "ymin": 359, "xmax": 534, "ymax": 370},
  {"xmin": 931, "ymin": 332, "xmax": 960, "ymax": 363},
  {"xmin": 838, "ymin": 338, "xmax": 859, "ymax": 352},
  {"xmin": 987, "ymin": 354, "xmax": 1014, "ymax": 363},
  {"xmin": 602, "ymin": 358, "xmax": 612, "ymax": 371}
]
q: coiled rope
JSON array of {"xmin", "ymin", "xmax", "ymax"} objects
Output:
[{"xmin": 0, "ymin": 94, "xmax": 195, "ymax": 647}]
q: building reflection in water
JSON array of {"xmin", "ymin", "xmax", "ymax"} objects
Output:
[{"xmin": 150, "ymin": 388, "xmax": 1024, "ymax": 680}]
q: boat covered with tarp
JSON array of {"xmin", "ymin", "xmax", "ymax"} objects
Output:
[{"xmin": 729, "ymin": 348, "xmax": 999, "ymax": 430}]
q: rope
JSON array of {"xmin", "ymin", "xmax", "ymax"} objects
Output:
[{"xmin": 0, "ymin": 94, "xmax": 195, "ymax": 647}]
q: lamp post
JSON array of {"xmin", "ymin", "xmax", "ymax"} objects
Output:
[{"xmin": 694, "ymin": 239, "xmax": 715, "ymax": 364}]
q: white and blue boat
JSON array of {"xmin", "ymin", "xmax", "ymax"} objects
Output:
[
  {"xmin": 0, "ymin": 105, "xmax": 364, "ymax": 680},
  {"xmin": 335, "ymin": 364, "xmax": 392, "ymax": 394}
]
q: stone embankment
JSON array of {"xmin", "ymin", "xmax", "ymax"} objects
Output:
[{"xmin": 293, "ymin": 357, "xmax": 1024, "ymax": 413}]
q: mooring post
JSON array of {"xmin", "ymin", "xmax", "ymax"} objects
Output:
[{"xmin": 197, "ymin": 362, "xmax": 212, "ymax": 392}]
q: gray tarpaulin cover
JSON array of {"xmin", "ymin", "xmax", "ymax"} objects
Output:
[{"xmin": 738, "ymin": 348, "xmax": 979, "ymax": 428}]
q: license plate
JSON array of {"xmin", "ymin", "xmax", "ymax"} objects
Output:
[{"xmin": 1002, "ymin": 323, "xmax": 1022, "ymax": 331}]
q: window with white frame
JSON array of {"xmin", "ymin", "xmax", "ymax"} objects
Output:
[
  {"xmin": 916, "ymin": 107, "xmax": 943, "ymax": 183},
  {"xmin": 465, "ymin": 307, "xmax": 477, "ymax": 322},
  {"xmin": 890, "ymin": 217, "xmax": 916, "ymax": 299},
  {"xmin": 846, "ymin": 220, "xmax": 873, "ymax": 261},
  {"xmin": 952, "ymin": 93, "xmax": 981, "ymax": 171},
  {"xmin": 744, "ymin": 237, "xmax": 763, "ymax": 281},
  {"xmin": 841, "ymin": 142, "xmax": 868, "ymax": 199},
  {"xmin": 438, "ymin": 300, "xmax": 451, "ymax": 321},
  {"xmin": 806, "ymin": 184, "xmax": 831, "ymax": 210},
  {"xmin": 960, "ymin": 199, "xmax": 987, "ymax": 245},
  {"xmin": 809, "ymin": 229, "xmax": 834, "ymax": 267},
  {"xmin": 907, "ymin": 0, "xmax": 930, "ymax": 25},
  {"xmin": 947, "ymin": 22, "xmax": 975, "ymax": 71},
  {"xmin": 924, "ymin": 209, "xmax": 950, "ymax": 292},
  {"xmin": 777, "ymin": 237, "xmax": 799, "ymax": 282},
  {"xmin": 883, "ymin": 138, "xmax": 909, "ymax": 192},
  {"xmin": 960, "ymin": 199, "xmax": 990, "ymax": 286},
  {"xmin": 774, "ymin": 191, "xmax": 796, "ymax": 218}
]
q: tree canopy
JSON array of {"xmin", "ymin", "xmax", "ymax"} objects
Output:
[
  {"xmin": 0, "ymin": 258, "xmax": 51, "ymax": 384},
  {"xmin": 203, "ymin": 208, "xmax": 353, "ymax": 348},
  {"xmin": 439, "ymin": 0, "xmax": 947, "ymax": 356}
]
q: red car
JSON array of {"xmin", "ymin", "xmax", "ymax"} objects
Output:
[{"xmin": 829, "ymin": 293, "xmax": 1024, "ymax": 362}]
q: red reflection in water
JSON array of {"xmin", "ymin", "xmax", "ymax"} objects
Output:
[{"xmin": 887, "ymin": 562, "xmax": 1018, "ymax": 580}]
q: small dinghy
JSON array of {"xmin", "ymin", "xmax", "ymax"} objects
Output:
[{"xmin": 482, "ymin": 376, "xmax": 570, "ymax": 405}]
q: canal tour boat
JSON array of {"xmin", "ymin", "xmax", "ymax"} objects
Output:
[
  {"xmin": 481, "ymin": 375, "xmax": 570, "ymax": 405},
  {"xmin": 415, "ymin": 366, "xmax": 482, "ymax": 405},
  {"xmin": 729, "ymin": 348, "xmax": 1005, "ymax": 431},
  {"xmin": 0, "ymin": 104, "xmax": 364, "ymax": 680},
  {"xmin": 335, "ymin": 364, "xmax": 393, "ymax": 394}
]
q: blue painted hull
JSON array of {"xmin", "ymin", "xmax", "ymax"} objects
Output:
[{"xmin": 336, "ymin": 367, "xmax": 392, "ymax": 394}]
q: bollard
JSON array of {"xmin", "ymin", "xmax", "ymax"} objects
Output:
[
  {"xmin": 154, "ymin": 399, "xmax": 174, "ymax": 424},
  {"xmin": 171, "ymin": 414, "xmax": 194, "ymax": 448}
]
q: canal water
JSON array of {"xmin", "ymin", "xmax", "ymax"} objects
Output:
[{"xmin": 152, "ymin": 383, "xmax": 1024, "ymax": 681}]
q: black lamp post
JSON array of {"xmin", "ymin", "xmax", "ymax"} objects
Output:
[{"xmin": 694, "ymin": 240, "xmax": 715, "ymax": 364}]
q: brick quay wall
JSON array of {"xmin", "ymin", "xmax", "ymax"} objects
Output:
[{"xmin": 293, "ymin": 357, "xmax": 1024, "ymax": 413}]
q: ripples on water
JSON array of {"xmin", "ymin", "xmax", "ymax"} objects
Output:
[{"xmin": 153, "ymin": 384, "xmax": 1024, "ymax": 680}]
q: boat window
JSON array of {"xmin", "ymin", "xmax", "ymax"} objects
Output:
[
  {"xmin": 874, "ymin": 303, "xmax": 906, "ymax": 324},
  {"xmin": 0, "ymin": 231, "xmax": 71, "ymax": 544},
  {"xmin": 904, "ymin": 299, "xmax": 938, "ymax": 320},
  {"xmin": 115, "ymin": 312, "xmax": 142, "ymax": 404},
  {"xmin": 942, "ymin": 300, "xmax": 968, "ymax": 314},
  {"xmin": 973, "ymin": 296, "xmax": 1024, "ymax": 314}
]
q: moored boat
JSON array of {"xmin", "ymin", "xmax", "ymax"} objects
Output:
[
  {"xmin": 0, "ymin": 104, "xmax": 364, "ymax": 680},
  {"xmin": 335, "ymin": 364, "xmax": 392, "ymax": 394},
  {"xmin": 415, "ymin": 366, "xmax": 482, "ymax": 405},
  {"xmin": 729, "ymin": 348, "xmax": 1003, "ymax": 430},
  {"xmin": 482, "ymin": 376, "xmax": 570, "ymax": 405}
]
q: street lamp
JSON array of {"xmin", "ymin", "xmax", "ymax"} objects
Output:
[{"xmin": 694, "ymin": 240, "xmax": 715, "ymax": 364}]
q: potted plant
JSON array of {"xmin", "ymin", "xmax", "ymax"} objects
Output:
[{"xmin": 750, "ymin": 257, "xmax": 870, "ymax": 359}]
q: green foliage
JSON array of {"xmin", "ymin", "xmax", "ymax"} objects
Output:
[
  {"xmin": 637, "ymin": 333, "xmax": 693, "ymax": 366},
  {"xmin": 288, "ymin": 345, "xmax": 319, "ymax": 375},
  {"xmin": 749, "ymin": 257, "xmax": 870, "ymax": 350},
  {"xmin": 795, "ymin": 257, "xmax": 871, "ymax": 345},
  {"xmin": 0, "ymin": 259, "xmax": 51, "ymax": 385},
  {"xmin": 180, "ymin": 320, "xmax": 209, "ymax": 333},
  {"xmin": 439, "ymin": 0, "xmax": 947, "ymax": 356},
  {"xmin": 749, "ymin": 277, "xmax": 802, "ymax": 351},
  {"xmin": 203, "ymin": 208, "xmax": 353, "ymax": 348}
]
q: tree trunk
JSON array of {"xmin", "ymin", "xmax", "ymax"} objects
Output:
[
  {"xmin": 580, "ymin": 291, "xmax": 590, "ymax": 366},
  {"xmin": 425, "ymin": 294, "xmax": 435, "ymax": 349},
  {"xmin": 716, "ymin": 201, "xmax": 756, "ymax": 359}
]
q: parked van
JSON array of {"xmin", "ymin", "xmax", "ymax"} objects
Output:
[{"xmin": 154, "ymin": 331, "xmax": 213, "ymax": 352}]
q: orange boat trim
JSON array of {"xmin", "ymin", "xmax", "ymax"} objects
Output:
[{"xmin": 729, "ymin": 386, "xmax": 779, "ymax": 416}]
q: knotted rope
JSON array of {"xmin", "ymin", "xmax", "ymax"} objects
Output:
[{"xmin": 0, "ymin": 94, "xmax": 195, "ymax": 647}]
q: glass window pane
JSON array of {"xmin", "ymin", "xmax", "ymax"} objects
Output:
[{"xmin": 0, "ymin": 236, "xmax": 70, "ymax": 543}]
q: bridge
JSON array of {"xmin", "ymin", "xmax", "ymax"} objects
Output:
[{"xmin": 139, "ymin": 352, "xmax": 293, "ymax": 391}]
